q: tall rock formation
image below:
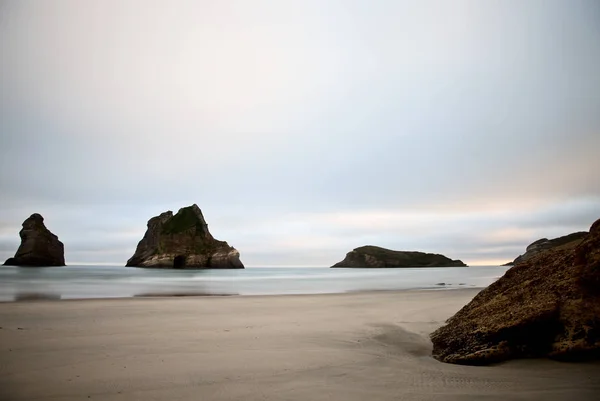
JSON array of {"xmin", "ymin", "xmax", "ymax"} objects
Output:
[
  {"xmin": 430, "ymin": 218, "xmax": 600, "ymax": 365},
  {"xmin": 504, "ymin": 231, "xmax": 588, "ymax": 265},
  {"xmin": 331, "ymin": 246, "xmax": 466, "ymax": 268},
  {"xmin": 126, "ymin": 204, "xmax": 244, "ymax": 269},
  {"xmin": 3, "ymin": 214, "xmax": 66, "ymax": 267}
]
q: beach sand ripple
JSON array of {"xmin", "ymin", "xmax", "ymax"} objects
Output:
[{"xmin": 1, "ymin": 290, "xmax": 598, "ymax": 401}]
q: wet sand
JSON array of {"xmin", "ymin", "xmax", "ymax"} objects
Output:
[{"xmin": 1, "ymin": 289, "xmax": 598, "ymax": 401}]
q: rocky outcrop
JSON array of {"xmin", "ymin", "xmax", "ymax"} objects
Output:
[
  {"xmin": 331, "ymin": 246, "xmax": 466, "ymax": 268},
  {"xmin": 504, "ymin": 231, "xmax": 588, "ymax": 265},
  {"xmin": 430, "ymin": 218, "xmax": 600, "ymax": 365},
  {"xmin": 126, "ymin": 204, "xmax": 243, "ymax": 269},
  {"xmin": 3, "ymin": 214, "xmax": 65, "ymax": 267}
]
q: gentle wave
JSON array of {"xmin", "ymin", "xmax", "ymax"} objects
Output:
[{"xmin": 0, "ymin": 265, "xmax": 509, "ymax": 301}]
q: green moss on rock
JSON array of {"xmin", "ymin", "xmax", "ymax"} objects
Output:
[{"xmin": 161, "ymin": 206, "xmax": 203, "ymax": 235}]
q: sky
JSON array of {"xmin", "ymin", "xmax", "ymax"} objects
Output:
[{"xmin": 1, "ymin": 0, "xmax": 599, "ymax": 266}]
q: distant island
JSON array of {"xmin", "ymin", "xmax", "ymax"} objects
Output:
[
  {"xmin": 503, "ymin": 231, "xmax": 588, "ymax": 265},
  {"xmin": 331, "ymin": 246, "xmax": 467, "ymax": 268},
  {"xmin": 126, "ymin": 204, "xmax": 244, "ymax": 269}
]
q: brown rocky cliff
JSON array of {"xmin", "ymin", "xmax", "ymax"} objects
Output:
[
  {"xmin": 126, "ymin": 204, "xmax": 243, "ymax": 269},
  {"xmin": 3, "ymin": 214, "xmax": 66, "ymax": 267},
  {"xmin": 430, "ymin": 218, "xmax": 600, "ymax": 365}
]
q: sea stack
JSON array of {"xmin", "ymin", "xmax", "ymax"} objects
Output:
[
  {"xmin": 126, "ymin": 204, "xmax": 244, "ymax": 269},
  {"xmin": 3, "ymin": 213, "xmax": 66, "ymax": 267},
  {"xmin": 331, "ymin": 246, "xmax": 466, "ymax": 268},
  {"xmin": 430, "ymin": 218, "xmax": 600, "ymax": 365}
]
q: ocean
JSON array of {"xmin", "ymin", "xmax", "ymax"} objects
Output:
[{"xmin": 0, "ymin": 265, "xmax": 509, "ymax": 302}]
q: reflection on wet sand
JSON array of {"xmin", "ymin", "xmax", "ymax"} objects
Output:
[
  {"xmin": 14, "ymin": 292, "xmax": 62, "ymax": 302},
  {"xmin": 134, "ymin": 292, "xmax": 237, "ymax": 298}
]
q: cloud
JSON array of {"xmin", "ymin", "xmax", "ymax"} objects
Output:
[{"xmin": 1, "ymin": 1, "xmax": 599, "ymax": 266}]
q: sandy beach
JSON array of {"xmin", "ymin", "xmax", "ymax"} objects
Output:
[{"xmin": 1, "ymin": 289, "xmax": 598, "ymax": 401}]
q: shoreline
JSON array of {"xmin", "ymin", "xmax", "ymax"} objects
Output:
[
  {"xmin": 0, "ymin": 264, "xmax": 506, "ymax": 303},
  {"xmin": 0, "ymin": 286, "xmax": 484, "ymax": 303}
]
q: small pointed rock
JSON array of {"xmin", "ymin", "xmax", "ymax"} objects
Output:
[{"xmin": 3, "ymin": 214, "xmax": 65, "ymax": 267}]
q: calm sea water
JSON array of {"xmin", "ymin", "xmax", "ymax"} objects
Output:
[{"xmin": 0, "ymin": 265, "xmax": 509, "ymax": 302}]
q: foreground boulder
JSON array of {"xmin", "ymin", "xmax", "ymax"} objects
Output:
[
  {"xmin": 126, "ymin": 204, "xmax": 243, "ymax": 269},
  {"xmin": 3, "ymin": 214, "xmax": 65, "ymax": 266},
  {"xmin": 430, "ymin": 218, "xmax": 600, "ymax": 365},
  {"xmin": 331, "ymin": 246, "xmax": 466, "ymax": 268},
  {"xmin": 504, "ymin": 231, "xmax": 588, "ymax": 265}
]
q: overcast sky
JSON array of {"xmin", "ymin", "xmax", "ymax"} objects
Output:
[{"xmin": 1, "ymin": 0, "xmax": 599, "ymax": 266}]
